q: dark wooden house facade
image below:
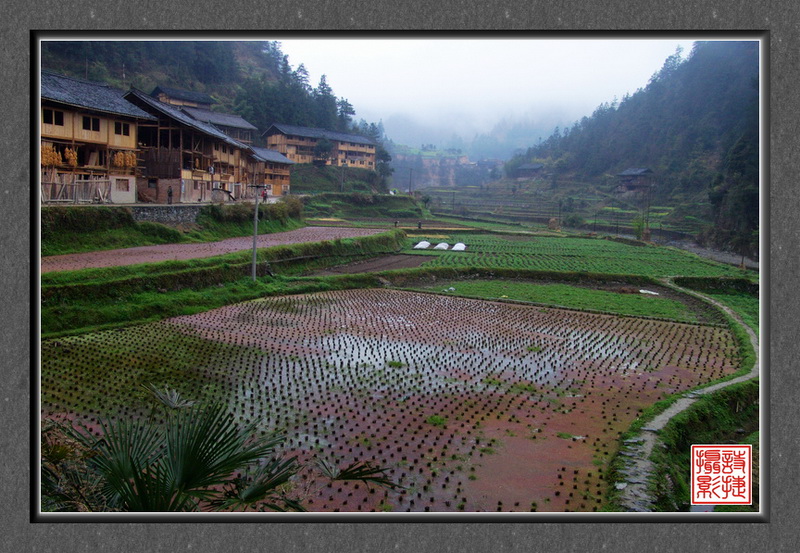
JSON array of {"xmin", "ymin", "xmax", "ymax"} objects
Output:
[
  {"xmin": 516, "ymin": 163, "xmax": 545, "ymax": 179},
  {"xmin": 616, "ymin": 168, "xmax": 654, "ymax": 192},
  {"xmin": 124, "ymin": 88, "xmax": 256, "ymax": 203},
  {"xmin": 40, "ymin": 71, "xmax": 156, "ymax": 204}
]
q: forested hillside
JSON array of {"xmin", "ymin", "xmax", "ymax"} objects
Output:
[
  {"xmin": 41, "ymin": 41, "xmax": 388, "ymax": 143},
  {"xmin": 41, "ymin": 41, "xmax": 275, "ymax": 102},
  {"xmin": 506, "ymin": 41, "xmax": 760, "ymax": 255}
]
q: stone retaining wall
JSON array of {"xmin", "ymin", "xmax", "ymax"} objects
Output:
[{"xmin": 128, "ymin": 204, "xmax": 205, "ymax": 225}]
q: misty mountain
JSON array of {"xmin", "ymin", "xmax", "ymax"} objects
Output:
[
  {"xmin": 381, "ymin": 111, "xmax": 571, "ymax": 161},
  {"xmin": 507, "ymin": 41, "xmax": 759, "ymax": 255}
]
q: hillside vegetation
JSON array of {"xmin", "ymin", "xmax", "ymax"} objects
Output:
[
  {"xmin": 303, "ymin": 193, "xmax": 425, "ymax": 221},
  {"xmin": 503, "ymin": 41, "xmax": 759, "ymax": 256},
  {"xmin": 289, "ymin": 165, "xmax": 388, "ymax": 195}
]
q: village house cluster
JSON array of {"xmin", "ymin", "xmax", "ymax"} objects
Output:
[{"xmin": 39, "ymin": 71, "xmax": 377, "ymax": 204}]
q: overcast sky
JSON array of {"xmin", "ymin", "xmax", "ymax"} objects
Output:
[{"xmin": 278, "ymin": 38, "xmax": 702, "ymax": 141}]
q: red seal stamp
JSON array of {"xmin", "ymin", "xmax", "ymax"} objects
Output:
[{"xmin": 691, "ymin": 444, "xmax": 752, "ymax": 505}]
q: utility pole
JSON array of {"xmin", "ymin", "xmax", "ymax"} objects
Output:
[
  {"xmin": 643, "ymin": 180, "xmax": 653, "ymax": 240},
  {"xmin": 408, "ymin": 168, "xmax": 414, "ymax": 195},
  {"xmin": 248, "ymin": 183, "xmax": 270, "ymax": 282},
  {"xmin": 340, "ymin": 160, "xmax": 347, "ymax": 193},
  {"xmin": 558, "ymin": 200, "xmax": 562, "ymax": 226}
]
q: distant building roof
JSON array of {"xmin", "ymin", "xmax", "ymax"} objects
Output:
[
  {"xmin": 182, "ymin": 106, "xmax": 258, "ymax": 131},
  {"xmin": 518, "ymin": 163, "xmax": 544, "ymax": 170},
  {"xmin": 250, "ymin": 146, "xmax": 295, "ymax": 165},
  {"xmin": 124, "ymin": 88, "xmax": 242, "ymax": 148},
  {"xmin": 264, "ymin": 123, "xmax": 375, "ymax": 146},
  {"xmin": 41, "ymin": 71, "xmax": 155, "ymax": 120},
  {"xmin": 151, "ymin": 85, "xmax": 215, "ymax": 106},
  {"xmin": 617, "ymin": 167, "xmax": 653, "ymax": 177},
  {"xmin": 477, "ymin": 159, "xmax": 503, "ymax": 167}
]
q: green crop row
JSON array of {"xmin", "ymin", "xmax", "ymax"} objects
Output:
[
  {"xmin": 410, "ymin": 280, "xmax": 701, "ymax": 323},
  {"xmin": 405, "ymin": 234, "xmax": 748, "ymax": 278}
]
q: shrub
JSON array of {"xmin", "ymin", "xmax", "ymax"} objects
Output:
[
  {"xmin": 563, "ymin": 214, "xmax": 585, "ymax": 229},
  {"xmin": 41, "ymin": 206, "xmax": 136, "ymax": 238}
]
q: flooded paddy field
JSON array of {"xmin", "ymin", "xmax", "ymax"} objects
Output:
[{"xmin": 41, "ymin": 288, "xmax": 740, "ymax": 512}]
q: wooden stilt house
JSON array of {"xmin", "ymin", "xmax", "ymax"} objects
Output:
[
  {"xmin": 40, "ymin": 71, "xmax": 156, "ymax": 204},
  {"xmin": 263, "ymin": 123, "xmax": 376, "ymax": 168},
  {"xmin": 250, "ymin": 147, "xmax": 294, "ymax": 197},
  {"xmin": 124, "ymin": 88, "xmax": 258, "ymax": 203}
]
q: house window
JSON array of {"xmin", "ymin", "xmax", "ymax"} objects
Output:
[
  {"xmin": 82, "ymin": 116, "xmax": 100, "ymax": 132},
  {"xmin": 193, "ymin": 180, "xmax": 200, "ymax": 190},
  {"xmin": 115, "ymin": 179, "xmax": 130, "ymax": 192},
  {"xmin": 114, "ymin": 122, "xmax": 130, "ymax": 136},
  {"xmin": 148, "ymin": 179, "xmax": 157, "ymax": 189},
  {"xmin": 43, "ymin": 109, "xmax": 64, "ymax": 126}
]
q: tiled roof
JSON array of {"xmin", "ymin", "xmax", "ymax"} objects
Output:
[
  {"xmin": 250, "ymin": 146, "xmax": 295, "ymax": 165},
  {"xmin": 182, "ymin": 106, "xmax": 258, "ymax": 131},
  {"xmin": 124, "ymin": 88, "xmax": 243, "ymax": 148},
  {"xmin": 151, "ymin": 85, "xmax": 215, "ymax": 105},
  {"xmin": 518, "ymin": 163, "xmax": 544, "ymax": 170},
  {"xmin": 40, "ymin": 71, "xmax": 155, "ymax": 120},
  {"xmin": 618, "ymin": 167, "xmax": 653, "ymax": 177},
  {"xmin": 264, "ymin": 123, "xmax": 375, "ymax": 146}
]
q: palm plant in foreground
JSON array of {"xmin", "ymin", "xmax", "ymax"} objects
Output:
[
  {"xmin": 43, "ymin": 385, "xmax": 400, "ymax": 512},
  {"xmin": 69, "ymin": 386, "xmax": 294, "ymax": 511}
]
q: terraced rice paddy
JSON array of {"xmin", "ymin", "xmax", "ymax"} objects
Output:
[
  {"xmin": 405, "ymin": 234, "xmax": 747, "ymax": 278},
  {"xmin": 41, "ymin": 288, "xmax": 740, "ymax": 512}
]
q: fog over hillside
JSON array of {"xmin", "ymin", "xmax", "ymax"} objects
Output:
[
  {"xmin": 377, "ymin": 108, "xmax": 574, "ymax": 160},
  {"xmin": 279, "ymin": 38, "xmax": 699, "ymax": 159}
]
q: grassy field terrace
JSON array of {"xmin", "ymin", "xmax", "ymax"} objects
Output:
[{"xmin": 39, "ymin": 206, "xmax": 760, "ymax": 514}]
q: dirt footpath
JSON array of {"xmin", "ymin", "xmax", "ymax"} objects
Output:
[
  {"xmin": 311, "ymin": 254, "xmax": 428, "ymax": 275},
  {"xmin": 41, "ymin": 227, "xmax": 386, "ymax": 273}
]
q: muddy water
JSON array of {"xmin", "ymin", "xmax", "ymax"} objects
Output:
[{"xmin": 41, "ymin": 288, "xmax": 740, "ymax": 512}]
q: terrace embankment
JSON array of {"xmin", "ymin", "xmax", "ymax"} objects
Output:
[
  {"xmin": 41, "ymin": 226, "xmax": 388, "ymax": 273},
  {"xmin": 41, "ymin": 288, "xmax": 742, "ymax": 512},
  {"xmin": 612, "ymin": 282, "xmax": 759, "ymax": 513}
]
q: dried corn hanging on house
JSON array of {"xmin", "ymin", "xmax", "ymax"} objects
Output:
[{"xmin": 40, "ymin": 71, "xmax": 156, "ymax": 204}]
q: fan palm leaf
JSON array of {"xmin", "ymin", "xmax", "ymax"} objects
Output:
[
  {"xmin": 211, "ymin": 456, "xmax": 303, "ymax": 511},
  {"xmin": 315, "ymin": 457, "xmax": 402, "ymax": 490},
  {"xmin": 161, "ymin": 404, "xmax": 282, "ymax": 507},
  {"xmin": 141, "ymin": 383, "xmax": 197, "ymax": 410}
]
